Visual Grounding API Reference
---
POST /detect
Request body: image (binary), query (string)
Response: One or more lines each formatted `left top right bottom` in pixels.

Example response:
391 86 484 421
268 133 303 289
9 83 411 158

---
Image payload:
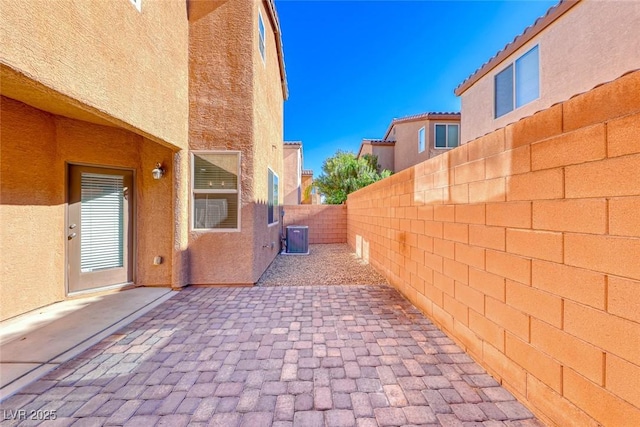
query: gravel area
257 243 388 286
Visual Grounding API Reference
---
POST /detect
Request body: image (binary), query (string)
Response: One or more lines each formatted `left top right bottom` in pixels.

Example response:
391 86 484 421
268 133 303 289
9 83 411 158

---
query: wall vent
286 226 309 255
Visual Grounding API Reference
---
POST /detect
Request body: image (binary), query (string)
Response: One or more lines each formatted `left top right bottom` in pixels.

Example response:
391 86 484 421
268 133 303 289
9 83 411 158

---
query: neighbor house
0 0 287 321
455 0 640 143
358 112 461 173
283 141 303 205
301 170 320 204
357 139 395 173
283 141 319 205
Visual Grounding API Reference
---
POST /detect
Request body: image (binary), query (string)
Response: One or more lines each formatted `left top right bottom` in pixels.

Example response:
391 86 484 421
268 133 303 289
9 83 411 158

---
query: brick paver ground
1 285 544 426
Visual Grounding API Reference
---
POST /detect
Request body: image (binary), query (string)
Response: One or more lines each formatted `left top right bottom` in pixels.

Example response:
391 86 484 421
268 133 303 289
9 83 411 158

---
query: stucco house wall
301 173 315 204
283 143 302 205
0 0 189 149
187 0 286 285
391 116 460 173
372 144 395 173
457 0 640 143
359 141 395 173
0 97 175 321
251 0 286 281
0 0 188 321
1 0 288 320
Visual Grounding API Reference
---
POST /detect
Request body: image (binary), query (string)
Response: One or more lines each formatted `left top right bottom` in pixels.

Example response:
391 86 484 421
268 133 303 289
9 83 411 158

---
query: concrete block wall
346 71 640 427
283 205 347 244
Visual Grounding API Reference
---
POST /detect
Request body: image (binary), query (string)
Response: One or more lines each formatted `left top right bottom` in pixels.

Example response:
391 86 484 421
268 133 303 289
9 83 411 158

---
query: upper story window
258 11 266 62
192 152 240 231
434 124 460 149
129 0 141 11
268 168 279 225
418 126 426 153
495 45 539 118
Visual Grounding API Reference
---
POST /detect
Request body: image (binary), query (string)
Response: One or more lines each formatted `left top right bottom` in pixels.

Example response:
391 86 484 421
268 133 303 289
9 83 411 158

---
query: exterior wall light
152 163 165 180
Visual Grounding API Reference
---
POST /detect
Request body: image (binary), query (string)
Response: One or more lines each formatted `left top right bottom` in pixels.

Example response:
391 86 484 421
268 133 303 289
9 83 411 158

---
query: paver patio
0 281 543 426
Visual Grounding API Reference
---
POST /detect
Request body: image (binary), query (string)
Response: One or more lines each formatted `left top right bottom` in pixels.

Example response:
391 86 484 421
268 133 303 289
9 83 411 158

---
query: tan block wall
0 0 189 149
459 0 640 144
188 0 283 284
1 97 175 321
347 72 640 426
284 205 347 244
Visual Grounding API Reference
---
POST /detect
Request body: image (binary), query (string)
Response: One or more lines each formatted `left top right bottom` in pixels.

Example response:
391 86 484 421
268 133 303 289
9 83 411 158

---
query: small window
258 11 266 62
435 124 460 149
129 0 141 11
494 45 539 118
268 168 279 225
192 152 240 231
418 127 426 153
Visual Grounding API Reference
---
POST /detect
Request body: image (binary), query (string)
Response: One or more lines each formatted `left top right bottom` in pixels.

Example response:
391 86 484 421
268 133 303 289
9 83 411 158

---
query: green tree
313 151 391 204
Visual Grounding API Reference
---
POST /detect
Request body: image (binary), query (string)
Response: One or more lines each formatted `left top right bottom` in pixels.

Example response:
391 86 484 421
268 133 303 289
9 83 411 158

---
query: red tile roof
382 112 461 140
454 0 579 96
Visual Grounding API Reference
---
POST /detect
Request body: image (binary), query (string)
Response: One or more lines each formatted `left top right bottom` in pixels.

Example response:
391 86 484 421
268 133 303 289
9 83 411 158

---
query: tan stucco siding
188 0 256 285
301 175 314 204
252 0 286 282
393 120 459 172
1 97 175 321
459 0 640 143
187 0 284 284
371 145 395 173
0 0 189 149
283 146 301 205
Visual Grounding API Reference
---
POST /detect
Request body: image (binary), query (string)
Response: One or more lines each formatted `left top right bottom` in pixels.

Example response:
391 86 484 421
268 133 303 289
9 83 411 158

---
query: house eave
265 0 289 100
454 0 580 97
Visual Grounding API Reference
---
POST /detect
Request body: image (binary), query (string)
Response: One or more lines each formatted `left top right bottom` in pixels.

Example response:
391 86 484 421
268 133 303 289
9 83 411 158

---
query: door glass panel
80 173 124 272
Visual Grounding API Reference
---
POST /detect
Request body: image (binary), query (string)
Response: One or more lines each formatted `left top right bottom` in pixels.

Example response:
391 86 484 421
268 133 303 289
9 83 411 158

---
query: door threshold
66 282 136 298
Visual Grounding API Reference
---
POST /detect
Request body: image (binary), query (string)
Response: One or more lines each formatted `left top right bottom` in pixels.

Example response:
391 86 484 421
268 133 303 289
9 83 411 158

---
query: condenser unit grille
286 226 309 254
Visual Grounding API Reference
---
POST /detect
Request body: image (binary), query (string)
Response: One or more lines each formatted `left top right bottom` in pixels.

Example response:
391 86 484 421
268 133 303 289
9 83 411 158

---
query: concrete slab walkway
0 288 176 402
0 285 543 426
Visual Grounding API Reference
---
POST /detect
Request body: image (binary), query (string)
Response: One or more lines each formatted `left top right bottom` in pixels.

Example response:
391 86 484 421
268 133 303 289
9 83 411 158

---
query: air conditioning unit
286 225 309 255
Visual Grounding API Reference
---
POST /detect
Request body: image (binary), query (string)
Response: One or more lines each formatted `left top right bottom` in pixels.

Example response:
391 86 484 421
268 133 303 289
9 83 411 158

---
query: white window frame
129 0 141 12
494 45 540 118
418 126 426 153
191 151 241 233
268 168 279 226
434 123 460 149
258 10 266 64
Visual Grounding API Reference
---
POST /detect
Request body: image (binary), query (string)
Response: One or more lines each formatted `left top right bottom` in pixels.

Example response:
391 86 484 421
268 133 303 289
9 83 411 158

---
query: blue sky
276 0 557 176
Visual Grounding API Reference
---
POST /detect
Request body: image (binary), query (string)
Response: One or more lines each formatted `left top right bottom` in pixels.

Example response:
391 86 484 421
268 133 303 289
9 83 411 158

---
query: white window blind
80 173 124 272
193 152 240 230
418 127 426 153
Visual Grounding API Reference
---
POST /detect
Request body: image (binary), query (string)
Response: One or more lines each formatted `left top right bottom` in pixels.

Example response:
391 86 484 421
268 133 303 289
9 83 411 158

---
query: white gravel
257 244 388 286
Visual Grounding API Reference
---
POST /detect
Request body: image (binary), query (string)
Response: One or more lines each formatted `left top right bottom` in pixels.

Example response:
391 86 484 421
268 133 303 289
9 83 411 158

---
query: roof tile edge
454 0 580 96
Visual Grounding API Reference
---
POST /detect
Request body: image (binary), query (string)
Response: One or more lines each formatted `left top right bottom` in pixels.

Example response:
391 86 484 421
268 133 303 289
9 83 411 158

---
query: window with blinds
192 152 240 230
494 45 539 118
418 127 426 153
80 173 124 272
268 168 279 225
